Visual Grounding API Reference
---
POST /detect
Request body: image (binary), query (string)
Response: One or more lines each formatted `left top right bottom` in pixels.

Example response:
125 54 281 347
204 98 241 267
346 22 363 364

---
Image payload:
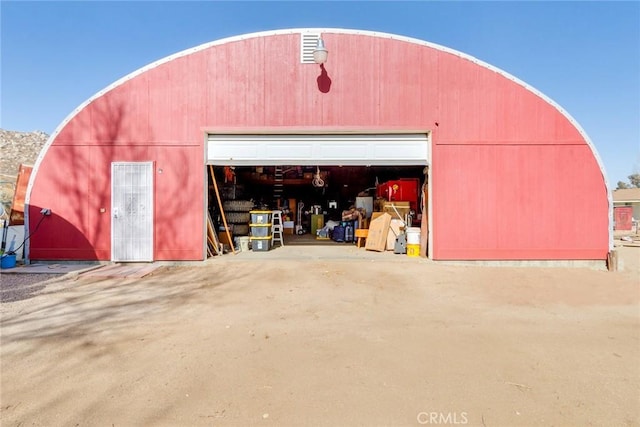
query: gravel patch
1 273 65 303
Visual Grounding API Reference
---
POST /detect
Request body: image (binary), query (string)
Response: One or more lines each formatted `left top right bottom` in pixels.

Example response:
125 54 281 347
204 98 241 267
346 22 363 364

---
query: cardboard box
386 219 405 251
218 232 233 246
365 213 392 252
382 201 411 222
283 220 294 235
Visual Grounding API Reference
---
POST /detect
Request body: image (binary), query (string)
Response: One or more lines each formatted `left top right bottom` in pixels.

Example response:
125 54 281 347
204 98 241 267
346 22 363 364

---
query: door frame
204 130 432 259
111 161 155 262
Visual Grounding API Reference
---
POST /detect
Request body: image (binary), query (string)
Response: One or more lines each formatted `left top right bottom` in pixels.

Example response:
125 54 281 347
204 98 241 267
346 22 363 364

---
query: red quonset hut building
25 29 611 264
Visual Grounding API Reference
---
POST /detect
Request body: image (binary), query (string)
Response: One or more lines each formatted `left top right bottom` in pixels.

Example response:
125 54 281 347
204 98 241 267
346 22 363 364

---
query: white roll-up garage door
207 133 429 166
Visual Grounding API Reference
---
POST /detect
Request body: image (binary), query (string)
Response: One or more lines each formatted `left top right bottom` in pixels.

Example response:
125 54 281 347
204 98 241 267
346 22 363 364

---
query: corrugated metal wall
29 30 609 261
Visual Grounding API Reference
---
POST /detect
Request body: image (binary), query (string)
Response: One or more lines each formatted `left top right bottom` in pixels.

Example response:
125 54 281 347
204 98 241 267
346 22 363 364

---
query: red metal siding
435 54 584 144
28 31 609 261
153 145 204 260
29 144 203 261
29 146 97 260
432 144 608 259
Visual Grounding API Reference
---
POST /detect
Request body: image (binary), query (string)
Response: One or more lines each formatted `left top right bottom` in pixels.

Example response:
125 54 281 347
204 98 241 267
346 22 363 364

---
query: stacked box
250 236 272 251
283 220 295 235
250 210 272 224
250 224 272 237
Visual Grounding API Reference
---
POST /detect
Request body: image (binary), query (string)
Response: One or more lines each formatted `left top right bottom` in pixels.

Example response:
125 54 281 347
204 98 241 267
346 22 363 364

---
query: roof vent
300 32 321 64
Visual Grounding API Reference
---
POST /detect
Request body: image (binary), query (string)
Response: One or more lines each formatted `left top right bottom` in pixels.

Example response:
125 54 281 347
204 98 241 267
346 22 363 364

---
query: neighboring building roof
613 188 640 202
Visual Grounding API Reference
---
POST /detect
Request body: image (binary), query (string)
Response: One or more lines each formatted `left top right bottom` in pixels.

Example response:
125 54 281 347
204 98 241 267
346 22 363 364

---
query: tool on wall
312 166 325 188
296 202 306 235
420 166 429 258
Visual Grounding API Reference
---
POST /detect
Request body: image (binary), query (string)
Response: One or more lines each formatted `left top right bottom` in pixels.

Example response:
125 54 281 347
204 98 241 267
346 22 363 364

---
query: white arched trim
24 27 612 262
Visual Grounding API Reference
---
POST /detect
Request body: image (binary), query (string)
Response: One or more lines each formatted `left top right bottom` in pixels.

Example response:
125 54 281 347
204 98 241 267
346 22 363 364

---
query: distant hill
0 129 49 178
0 129 50 217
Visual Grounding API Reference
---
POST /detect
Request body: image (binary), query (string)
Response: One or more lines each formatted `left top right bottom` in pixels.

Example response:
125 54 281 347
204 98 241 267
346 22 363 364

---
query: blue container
1 253 17 269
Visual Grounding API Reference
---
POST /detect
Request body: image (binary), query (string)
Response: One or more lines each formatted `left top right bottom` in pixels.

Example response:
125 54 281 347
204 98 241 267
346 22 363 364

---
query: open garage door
205 132 431 259
207 133 430 166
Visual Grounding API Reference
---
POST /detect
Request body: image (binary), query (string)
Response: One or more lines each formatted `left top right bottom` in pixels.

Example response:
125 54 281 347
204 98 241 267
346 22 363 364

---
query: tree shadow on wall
29 99 125 266
31 95 197 263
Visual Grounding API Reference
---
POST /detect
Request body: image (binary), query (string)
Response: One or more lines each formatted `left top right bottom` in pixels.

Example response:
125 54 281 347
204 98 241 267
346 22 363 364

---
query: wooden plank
383 205 410 222
371 212 385 222
81 263 160 278
125 264 159 278
81 264 122 277
366 213 391 252
420 179 428 258
9 164 33 225
119 265 143 277
207 211 222 256
607 250 618 272
210 165 236 255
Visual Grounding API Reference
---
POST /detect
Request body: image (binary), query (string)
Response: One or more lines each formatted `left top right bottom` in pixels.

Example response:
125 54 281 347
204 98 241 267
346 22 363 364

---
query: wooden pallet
81 263 160 279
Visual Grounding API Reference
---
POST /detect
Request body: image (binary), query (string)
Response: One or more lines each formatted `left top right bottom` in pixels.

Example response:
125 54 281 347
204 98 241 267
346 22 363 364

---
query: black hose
7 214 47 254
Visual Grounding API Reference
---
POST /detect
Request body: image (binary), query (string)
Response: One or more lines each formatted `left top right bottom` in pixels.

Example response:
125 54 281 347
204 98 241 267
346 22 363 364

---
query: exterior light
313 38 328 64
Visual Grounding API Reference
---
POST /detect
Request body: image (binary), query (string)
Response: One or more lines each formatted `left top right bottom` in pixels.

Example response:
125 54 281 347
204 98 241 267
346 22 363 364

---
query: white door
111 162 154 262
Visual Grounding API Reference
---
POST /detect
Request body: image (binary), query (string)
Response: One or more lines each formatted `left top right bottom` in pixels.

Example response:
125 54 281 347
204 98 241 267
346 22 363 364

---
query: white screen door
111 162 154 262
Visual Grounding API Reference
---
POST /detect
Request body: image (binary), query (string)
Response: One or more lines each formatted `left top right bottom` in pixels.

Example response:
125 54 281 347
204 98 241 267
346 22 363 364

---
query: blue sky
2 1 639 186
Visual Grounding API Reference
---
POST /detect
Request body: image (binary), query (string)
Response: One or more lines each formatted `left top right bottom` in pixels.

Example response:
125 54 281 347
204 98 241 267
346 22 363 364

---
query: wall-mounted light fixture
313 38 328 64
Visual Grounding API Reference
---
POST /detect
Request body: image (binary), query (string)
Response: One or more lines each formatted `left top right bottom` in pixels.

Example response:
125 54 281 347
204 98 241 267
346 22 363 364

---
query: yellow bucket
407 244 420 257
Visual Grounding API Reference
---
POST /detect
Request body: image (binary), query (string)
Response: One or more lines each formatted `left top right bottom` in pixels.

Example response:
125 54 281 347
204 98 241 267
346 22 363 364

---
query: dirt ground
1 244 639 427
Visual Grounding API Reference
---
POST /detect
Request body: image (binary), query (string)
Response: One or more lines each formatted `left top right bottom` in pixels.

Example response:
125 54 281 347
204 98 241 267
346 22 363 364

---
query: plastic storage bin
250 224 272 237
250 210 273 224
250 236 272 251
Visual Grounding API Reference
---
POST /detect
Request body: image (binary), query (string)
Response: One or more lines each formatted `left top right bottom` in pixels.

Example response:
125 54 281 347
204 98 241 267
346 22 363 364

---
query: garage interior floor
279 233 345 246
221 234 426 262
